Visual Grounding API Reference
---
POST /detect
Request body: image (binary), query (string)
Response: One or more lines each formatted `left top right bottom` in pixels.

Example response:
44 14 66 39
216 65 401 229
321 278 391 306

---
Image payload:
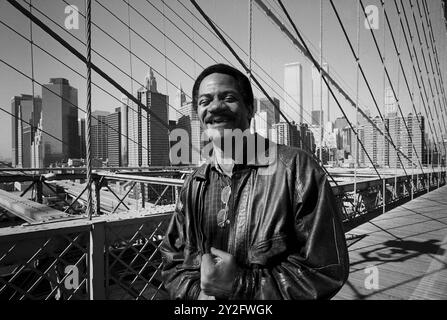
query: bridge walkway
335 185 447 300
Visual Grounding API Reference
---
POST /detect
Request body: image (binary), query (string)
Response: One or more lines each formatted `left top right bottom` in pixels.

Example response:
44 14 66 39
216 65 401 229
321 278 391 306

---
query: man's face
197 73 252 139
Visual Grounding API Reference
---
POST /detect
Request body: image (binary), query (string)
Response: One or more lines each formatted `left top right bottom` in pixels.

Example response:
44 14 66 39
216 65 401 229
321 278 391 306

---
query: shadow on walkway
351 239 445 267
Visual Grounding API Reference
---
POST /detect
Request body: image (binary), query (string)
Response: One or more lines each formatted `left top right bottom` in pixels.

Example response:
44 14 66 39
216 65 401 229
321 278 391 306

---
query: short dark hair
192 64 254 115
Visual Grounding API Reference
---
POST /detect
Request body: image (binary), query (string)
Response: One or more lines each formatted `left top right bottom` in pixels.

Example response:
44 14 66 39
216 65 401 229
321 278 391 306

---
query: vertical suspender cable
162 0 169 95
382 0 386 213
85 0 93 219
29 0 36 171
411 42 415 198
354 0 360 209
190 0 340 184
319 0 323 164
126 0 134 95
395 7 402 194
126 0 138 211
248 0 253 82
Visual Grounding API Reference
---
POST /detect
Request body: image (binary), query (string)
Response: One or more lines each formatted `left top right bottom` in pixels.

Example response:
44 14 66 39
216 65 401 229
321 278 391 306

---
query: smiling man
161 64 349 300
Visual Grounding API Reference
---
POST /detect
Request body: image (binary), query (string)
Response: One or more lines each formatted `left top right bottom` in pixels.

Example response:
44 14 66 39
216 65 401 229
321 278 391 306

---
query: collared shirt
199 134 273 253
201 161 251 253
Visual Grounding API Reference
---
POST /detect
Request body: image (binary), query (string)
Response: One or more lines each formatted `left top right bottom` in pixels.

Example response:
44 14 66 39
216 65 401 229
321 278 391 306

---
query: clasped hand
199 247 238 299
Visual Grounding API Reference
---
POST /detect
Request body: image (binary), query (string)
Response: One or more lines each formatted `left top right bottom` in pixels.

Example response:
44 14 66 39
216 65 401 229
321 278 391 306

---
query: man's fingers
201 253 216 275
210 247 231 260
201 253 215 268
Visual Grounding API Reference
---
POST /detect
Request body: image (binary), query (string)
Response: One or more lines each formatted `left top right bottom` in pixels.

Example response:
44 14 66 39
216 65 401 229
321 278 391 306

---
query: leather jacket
160 144 349 300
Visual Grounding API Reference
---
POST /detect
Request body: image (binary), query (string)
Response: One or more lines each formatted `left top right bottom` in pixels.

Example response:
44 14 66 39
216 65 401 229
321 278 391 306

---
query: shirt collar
193 134 276 181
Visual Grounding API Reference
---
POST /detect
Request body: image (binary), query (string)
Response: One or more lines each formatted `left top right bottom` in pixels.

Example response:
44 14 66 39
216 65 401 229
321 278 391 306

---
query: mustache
204 110 236 123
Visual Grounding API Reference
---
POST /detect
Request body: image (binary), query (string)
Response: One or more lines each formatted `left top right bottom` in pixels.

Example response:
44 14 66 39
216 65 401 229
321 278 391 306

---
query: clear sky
1 0 446 161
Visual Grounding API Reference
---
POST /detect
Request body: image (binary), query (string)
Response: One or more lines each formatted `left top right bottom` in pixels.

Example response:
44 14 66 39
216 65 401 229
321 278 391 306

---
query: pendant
217 208 228 228
221 185 231 204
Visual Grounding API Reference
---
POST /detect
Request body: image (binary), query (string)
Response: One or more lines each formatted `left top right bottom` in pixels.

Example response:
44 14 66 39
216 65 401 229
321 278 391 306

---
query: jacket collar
193 134 277 181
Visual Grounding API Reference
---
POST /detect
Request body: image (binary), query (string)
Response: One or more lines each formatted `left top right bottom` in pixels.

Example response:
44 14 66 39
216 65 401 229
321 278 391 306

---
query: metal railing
0 168 445 299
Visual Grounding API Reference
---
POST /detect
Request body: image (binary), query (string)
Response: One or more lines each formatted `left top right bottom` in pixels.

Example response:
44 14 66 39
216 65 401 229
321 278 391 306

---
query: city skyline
1 0 446 161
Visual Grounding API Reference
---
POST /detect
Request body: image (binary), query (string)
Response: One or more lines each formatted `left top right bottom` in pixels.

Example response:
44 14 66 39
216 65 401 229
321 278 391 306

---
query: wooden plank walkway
335 185 447 300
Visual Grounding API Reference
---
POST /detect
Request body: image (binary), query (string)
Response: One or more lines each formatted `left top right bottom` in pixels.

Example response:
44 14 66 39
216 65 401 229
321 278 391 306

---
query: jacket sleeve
160 178 201 300
231 154 350 300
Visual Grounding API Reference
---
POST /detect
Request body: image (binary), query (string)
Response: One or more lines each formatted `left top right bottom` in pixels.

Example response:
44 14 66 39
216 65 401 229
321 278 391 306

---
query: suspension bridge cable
329 0 414 175
262 0 381 178
265 0 372 110
248 0 253 81
361 0 434 174
353 0 360 207
59 0 199 106
17 0 319 163
419 0 447 133
135 0 331 138
167 0 368 142
399 0 443 148
173 0 353 122
27 0 203 142
382 1 434 148
136 0 341 146
409 0 446 169
141 0 221 67
253 0 413 170
188 0 340 185
359 0 429 174
96 0 330 144
0 52 203 173
2 1 180 164
0 39 155 164
94 0 197 80
85 0 93 219
420 0 447 117
126 0 134 95
409 0 446 134
425 1 447 169
398 0 442 156
0 106 85 160
275 0 383 179
0 19 169 156
71 0 313 136
392 0 442 167
319 0 323 163
28 0 38 171
23 0 178 125
6 0 182 134
416 0 447 135
7 0 299 171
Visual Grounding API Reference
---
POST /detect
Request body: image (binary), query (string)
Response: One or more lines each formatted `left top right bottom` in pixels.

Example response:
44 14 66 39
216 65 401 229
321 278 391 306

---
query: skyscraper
35 78 79 167
384 86 397 117
358 113 425 168
176 87 202 165
91 110 110 161
251 97 281 140
271 121 300 148
334 117 349 132
120 95 129 167
284 63 303 124
342 126 353 156
78 118 86 159
311 110 323 126
107 108 121 167
11 94 42 168
312 63 330 123
128 69 170 167
259 97 280 127
252 109 268 139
